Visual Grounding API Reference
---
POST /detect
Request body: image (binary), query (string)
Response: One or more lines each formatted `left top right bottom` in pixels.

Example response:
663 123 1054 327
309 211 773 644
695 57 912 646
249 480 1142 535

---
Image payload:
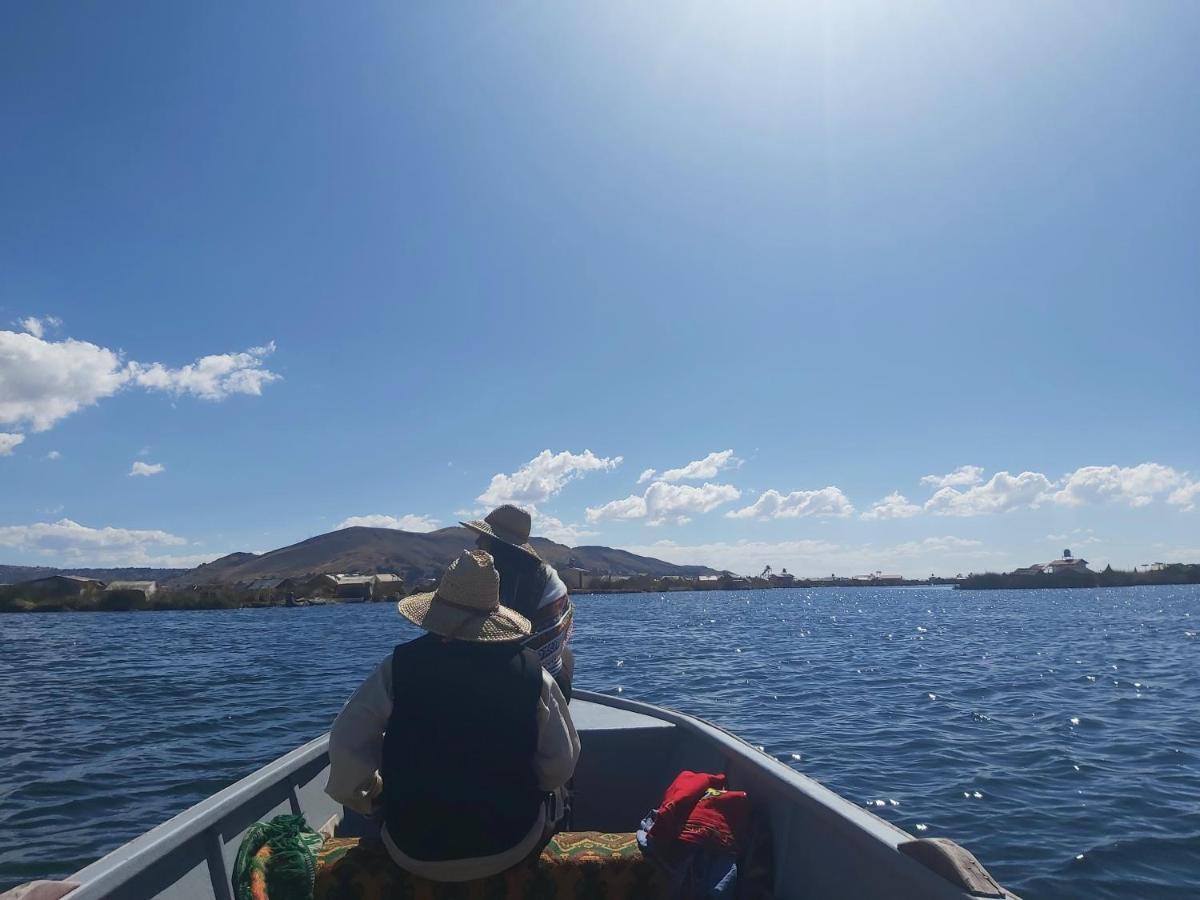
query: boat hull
59 691 1014 899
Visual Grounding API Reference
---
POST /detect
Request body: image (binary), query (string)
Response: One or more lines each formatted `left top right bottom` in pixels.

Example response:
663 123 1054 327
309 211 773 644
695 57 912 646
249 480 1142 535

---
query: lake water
2 586 1199 898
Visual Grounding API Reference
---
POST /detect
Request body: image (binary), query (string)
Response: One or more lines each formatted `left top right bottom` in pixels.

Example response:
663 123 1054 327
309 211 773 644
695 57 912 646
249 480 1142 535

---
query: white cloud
861 492 922 521
46 449 62 460
477 449 622 508
0 332 130 432
530 512 597 545
130 461 165 477
924 471 1055 516
587 481 742 526
726 486 854 520
0 518 187 562
916 462 1195 516
585 493 648 522
656 449 741 483
637 468 657 484
0 433 25 456
920 465 985 489
0 327 280 433
335 513 442 532
1050 463 1186 509
1168 480 1200 512
17 316 62 339
126 342 280 401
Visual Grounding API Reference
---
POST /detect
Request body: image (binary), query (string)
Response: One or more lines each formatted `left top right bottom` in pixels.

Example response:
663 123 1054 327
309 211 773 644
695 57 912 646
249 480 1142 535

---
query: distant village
959 549 1200 590
3 548 1199 612
0 572 407 612
559 565 959 593
0 564 959 612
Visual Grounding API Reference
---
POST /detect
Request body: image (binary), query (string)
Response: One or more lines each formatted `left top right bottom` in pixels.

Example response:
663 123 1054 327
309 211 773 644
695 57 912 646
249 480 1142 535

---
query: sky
1 2 1197 578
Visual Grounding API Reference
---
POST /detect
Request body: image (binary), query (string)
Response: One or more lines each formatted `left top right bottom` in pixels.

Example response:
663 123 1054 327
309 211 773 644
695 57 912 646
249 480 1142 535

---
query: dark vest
382 634 544 861
500 561 550 621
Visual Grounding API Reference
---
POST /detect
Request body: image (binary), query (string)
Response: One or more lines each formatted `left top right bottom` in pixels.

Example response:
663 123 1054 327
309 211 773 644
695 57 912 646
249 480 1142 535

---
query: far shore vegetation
4 565 1200 613
958 564 1200 591
0 586 304 614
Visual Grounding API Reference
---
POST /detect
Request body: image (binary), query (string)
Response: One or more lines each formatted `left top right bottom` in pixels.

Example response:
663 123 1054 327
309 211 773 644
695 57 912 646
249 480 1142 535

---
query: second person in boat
462 504 576 700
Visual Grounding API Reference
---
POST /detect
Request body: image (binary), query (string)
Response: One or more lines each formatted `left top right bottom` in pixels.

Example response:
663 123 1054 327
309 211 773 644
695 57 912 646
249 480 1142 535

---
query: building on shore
371 574 405 599
719 574 753 589
768 569 796 588
104 581 158 603
1012 564 1045 576
330 575 375 601
1010 549 1090 577
18 575 105 598
1045 549 1089 575
559 566 589 591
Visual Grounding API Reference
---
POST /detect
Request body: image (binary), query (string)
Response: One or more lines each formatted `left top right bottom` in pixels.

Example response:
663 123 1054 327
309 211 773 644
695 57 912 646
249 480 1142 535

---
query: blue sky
2 2 1197 576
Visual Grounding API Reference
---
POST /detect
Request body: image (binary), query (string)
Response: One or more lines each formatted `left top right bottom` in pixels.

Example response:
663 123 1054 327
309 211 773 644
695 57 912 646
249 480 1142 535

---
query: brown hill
167 526 717 587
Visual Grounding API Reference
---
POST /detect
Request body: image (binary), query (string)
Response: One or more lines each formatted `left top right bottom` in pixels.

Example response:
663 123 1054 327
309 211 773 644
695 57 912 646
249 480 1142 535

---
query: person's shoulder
539 564 567 600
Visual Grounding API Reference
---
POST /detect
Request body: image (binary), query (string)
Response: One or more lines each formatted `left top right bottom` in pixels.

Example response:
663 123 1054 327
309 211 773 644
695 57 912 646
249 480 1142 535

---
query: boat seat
314 833 670 899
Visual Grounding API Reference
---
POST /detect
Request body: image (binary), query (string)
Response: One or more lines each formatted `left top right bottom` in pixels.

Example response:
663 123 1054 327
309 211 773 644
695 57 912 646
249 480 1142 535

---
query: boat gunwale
66 734 330 899
63 690 1011 899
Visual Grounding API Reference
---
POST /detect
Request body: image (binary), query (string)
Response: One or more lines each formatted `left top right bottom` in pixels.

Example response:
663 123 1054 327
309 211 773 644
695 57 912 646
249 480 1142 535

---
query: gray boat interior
65 690 1014 899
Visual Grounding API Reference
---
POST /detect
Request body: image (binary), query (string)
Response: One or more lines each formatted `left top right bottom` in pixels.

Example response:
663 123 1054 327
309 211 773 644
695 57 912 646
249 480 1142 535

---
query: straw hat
398 549 531 642
461 505 541 561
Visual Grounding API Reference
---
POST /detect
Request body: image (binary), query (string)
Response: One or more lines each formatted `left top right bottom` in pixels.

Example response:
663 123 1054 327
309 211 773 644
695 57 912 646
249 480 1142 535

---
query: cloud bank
0 324 280 446
0 518 222 566
336 514 441 532
478 449 622 508
726 486 854 520
587 481 741 526
861 492 922 521
920 465 985 489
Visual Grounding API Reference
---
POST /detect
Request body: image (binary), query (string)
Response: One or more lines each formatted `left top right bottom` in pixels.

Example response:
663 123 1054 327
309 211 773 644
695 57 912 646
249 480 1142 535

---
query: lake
2 586 1198 898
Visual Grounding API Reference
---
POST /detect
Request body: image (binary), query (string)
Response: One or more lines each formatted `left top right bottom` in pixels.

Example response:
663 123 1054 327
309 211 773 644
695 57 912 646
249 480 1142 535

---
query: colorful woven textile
525 593 573 676
232 815 325 900
314 832 670 900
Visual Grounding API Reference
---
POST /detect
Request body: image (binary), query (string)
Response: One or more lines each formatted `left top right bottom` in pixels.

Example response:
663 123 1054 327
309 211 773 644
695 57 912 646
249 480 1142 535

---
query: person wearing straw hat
462 504 576 700
324 550 580 882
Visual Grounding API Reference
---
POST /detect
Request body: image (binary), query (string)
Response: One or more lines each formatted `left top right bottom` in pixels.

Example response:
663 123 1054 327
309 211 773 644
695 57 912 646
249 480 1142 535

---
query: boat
48 691 1015 899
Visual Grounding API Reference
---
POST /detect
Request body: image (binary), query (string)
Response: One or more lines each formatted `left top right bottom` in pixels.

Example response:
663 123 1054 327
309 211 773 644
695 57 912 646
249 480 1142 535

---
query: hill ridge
164 526 716 586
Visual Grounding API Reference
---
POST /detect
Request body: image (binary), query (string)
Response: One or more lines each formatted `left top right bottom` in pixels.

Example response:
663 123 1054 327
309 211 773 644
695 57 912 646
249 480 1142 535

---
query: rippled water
2 586 1199 897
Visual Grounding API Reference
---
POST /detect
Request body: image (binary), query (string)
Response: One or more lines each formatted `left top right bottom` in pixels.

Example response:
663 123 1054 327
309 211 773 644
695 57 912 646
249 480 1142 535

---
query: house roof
26 574 103 585
106 581 156 590
332 575 375 585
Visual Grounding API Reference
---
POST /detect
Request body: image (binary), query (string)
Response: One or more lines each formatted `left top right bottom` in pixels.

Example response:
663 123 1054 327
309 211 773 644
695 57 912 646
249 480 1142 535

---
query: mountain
0 565 186 584
166 526 717 586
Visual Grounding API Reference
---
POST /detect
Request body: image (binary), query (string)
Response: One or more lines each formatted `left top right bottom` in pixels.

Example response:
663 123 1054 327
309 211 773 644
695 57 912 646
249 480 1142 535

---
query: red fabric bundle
679 787 749 851
649 771 724 842
649 771 749 853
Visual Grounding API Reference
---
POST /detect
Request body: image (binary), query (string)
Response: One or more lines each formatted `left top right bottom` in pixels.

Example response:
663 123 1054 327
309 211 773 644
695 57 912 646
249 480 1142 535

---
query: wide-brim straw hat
398 549 530 642
461 504 541 561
